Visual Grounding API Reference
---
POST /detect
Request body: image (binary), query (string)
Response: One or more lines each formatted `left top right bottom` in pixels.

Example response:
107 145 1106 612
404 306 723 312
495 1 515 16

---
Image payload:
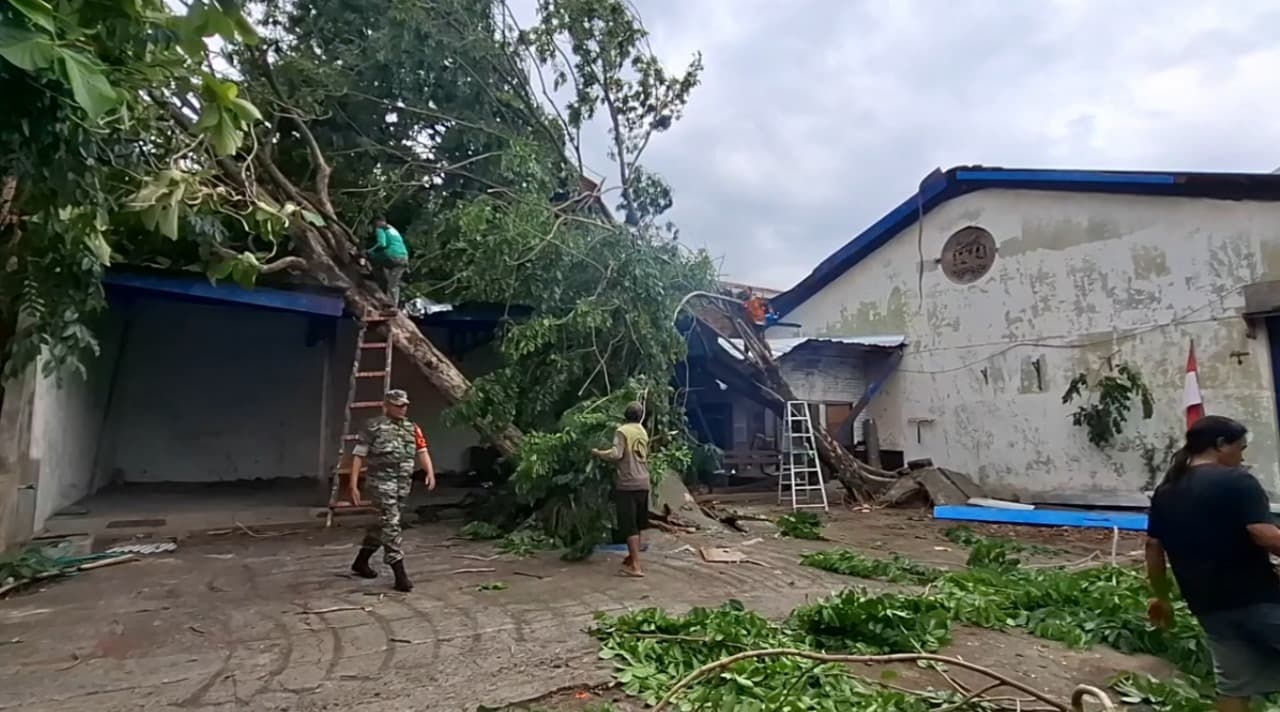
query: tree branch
651 649 1082 712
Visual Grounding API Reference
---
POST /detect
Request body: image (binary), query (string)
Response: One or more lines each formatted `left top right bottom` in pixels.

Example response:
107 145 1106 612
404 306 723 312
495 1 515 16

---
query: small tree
1061 363 1155 449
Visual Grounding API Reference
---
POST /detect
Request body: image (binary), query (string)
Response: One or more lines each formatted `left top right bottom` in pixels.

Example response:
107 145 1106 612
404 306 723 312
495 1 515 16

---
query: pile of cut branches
593 535 1212 711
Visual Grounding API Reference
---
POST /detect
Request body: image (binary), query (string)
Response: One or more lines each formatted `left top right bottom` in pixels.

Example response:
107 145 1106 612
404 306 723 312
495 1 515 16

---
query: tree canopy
0 0 714 551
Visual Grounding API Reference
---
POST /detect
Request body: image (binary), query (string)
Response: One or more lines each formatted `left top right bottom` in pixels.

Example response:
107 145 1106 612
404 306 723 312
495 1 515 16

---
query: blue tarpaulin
933 505 1149 531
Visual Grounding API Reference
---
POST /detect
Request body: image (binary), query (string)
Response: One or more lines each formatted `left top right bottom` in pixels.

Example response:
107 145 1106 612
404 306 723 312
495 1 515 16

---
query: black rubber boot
351 546 378 579
390 560 414 592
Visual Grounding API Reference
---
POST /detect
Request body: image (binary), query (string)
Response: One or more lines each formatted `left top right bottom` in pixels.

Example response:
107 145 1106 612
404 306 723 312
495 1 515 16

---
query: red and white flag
1184 340 1205 428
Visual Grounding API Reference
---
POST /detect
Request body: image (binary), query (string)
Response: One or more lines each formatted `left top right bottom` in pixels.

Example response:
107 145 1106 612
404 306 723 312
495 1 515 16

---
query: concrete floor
38 480 469 546
0 507 1170 712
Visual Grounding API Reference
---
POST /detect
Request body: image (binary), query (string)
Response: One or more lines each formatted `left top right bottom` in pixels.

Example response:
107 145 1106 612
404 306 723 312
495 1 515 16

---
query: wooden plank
933 505 1148 531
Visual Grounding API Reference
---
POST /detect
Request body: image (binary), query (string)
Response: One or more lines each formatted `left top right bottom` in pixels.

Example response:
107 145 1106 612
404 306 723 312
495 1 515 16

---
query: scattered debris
296 605 371 615
204 554 236 560
106 540 178 556
476 582 509 592
0 638 20 646
513 570 546 580
698 546 767 567
775 512 825 540
188 625 206 635
57 652 83 671
740 538 763 547
878 467 989 507
968 497 1034 511
235 522 298 538
651 474 720 530
452 554 500 562
449 567 497 575
78 554 138 571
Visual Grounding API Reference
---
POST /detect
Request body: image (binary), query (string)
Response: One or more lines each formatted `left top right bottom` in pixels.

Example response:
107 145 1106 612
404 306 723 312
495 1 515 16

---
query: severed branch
650 649 1098 712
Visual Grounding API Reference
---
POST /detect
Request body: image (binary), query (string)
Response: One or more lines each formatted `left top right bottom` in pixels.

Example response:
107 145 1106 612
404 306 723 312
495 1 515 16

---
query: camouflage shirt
352 415 427 475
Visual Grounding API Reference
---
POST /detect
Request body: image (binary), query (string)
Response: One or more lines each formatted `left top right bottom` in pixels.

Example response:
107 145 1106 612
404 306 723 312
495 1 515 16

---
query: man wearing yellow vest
592 401 651 578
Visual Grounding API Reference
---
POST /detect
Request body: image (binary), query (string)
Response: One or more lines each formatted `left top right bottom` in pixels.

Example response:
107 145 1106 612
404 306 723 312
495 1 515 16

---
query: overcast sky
562 0 1280 290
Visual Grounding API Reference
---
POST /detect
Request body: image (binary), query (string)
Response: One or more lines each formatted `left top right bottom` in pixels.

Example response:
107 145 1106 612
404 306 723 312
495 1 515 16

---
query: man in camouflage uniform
349 389 435 592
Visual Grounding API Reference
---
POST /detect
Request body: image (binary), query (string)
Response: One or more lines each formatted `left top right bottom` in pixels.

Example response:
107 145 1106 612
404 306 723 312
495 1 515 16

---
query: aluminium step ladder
778 401 829 511
326 312 394 526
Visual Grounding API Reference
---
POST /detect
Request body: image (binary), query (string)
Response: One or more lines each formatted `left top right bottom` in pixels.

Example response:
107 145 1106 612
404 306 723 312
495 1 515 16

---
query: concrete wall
389 337 500 473
779 189 1280 497
30 313 124 527
95 299 333 483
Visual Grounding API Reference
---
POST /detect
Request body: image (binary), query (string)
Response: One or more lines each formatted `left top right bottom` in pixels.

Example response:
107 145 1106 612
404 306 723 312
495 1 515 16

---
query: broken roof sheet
718 335 906 361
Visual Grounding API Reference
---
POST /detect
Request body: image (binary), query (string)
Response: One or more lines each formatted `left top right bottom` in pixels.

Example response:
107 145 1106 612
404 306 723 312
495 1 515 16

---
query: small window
940 226 997 284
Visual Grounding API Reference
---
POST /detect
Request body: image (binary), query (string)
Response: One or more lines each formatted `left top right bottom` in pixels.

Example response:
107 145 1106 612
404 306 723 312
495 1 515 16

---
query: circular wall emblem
940 226 997 284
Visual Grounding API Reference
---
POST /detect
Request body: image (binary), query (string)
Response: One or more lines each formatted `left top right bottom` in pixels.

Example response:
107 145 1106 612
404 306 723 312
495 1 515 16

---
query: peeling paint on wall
1130 245 1171 281
999 216 1123 258
820 286 910 337
785 189 1280 496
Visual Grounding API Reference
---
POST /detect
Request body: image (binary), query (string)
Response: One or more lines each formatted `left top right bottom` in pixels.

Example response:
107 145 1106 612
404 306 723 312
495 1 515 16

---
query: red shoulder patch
413 424 428 451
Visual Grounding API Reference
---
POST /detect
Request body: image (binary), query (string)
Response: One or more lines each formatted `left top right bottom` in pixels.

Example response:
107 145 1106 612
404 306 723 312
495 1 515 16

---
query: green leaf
206 259 234 281
300 210 326 227
229 260 256 289
84 231 112 266
57 49 118 118
193 102 221 131
0 26 56 71
8 0 57 34
227 96 262 123
207 114 242 156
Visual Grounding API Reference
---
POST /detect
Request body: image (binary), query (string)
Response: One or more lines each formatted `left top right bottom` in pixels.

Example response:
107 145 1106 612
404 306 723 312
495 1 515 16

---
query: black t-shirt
1148 465 1280 615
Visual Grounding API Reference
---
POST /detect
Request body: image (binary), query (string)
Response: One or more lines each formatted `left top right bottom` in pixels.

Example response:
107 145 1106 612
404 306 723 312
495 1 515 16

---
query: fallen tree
1 0 711 551
688 299 901 503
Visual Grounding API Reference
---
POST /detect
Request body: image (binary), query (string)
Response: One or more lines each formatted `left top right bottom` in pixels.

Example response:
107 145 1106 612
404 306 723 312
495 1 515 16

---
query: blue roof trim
104 271 346 317
772 166 1280 316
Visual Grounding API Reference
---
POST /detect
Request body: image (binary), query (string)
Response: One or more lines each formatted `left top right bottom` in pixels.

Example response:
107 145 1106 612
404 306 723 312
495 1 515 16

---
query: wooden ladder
326 312 394 526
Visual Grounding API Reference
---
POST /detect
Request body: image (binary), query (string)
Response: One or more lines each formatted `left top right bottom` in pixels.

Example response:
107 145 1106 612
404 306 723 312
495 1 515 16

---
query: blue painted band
104 271 345 317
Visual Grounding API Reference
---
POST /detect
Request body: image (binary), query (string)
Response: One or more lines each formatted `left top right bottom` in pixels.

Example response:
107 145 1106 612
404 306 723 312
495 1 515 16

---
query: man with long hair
1146 415 1280 710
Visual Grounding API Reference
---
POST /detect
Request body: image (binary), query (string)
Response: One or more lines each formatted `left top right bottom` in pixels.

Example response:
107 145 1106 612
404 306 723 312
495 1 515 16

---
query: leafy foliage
460 521 504 540
800 550 941 584
1111 673 1212 712
593 601 952 711
612 538 1214 709
1062 362 1155 448
776 512 824 540
496 526 558 558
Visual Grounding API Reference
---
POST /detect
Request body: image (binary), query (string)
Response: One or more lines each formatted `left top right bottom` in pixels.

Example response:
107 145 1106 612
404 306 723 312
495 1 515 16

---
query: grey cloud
579 0 1280 290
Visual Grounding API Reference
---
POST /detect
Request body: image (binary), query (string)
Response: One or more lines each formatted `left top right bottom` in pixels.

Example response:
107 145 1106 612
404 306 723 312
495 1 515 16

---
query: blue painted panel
954 169 1177 185
104 271 345 317
933 504 1148 531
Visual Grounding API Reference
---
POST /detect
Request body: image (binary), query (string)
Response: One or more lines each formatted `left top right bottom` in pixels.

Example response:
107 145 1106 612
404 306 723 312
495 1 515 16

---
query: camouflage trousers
361 470 412 565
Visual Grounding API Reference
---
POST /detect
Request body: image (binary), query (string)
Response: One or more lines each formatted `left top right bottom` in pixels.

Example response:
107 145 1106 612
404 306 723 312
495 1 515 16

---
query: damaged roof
772 165 1280 316
718 335 906 361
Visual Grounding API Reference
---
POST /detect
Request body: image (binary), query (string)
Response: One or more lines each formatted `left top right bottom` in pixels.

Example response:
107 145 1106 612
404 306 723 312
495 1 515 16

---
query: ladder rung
356 370 388 378
360 342 390 349
349 401 382 409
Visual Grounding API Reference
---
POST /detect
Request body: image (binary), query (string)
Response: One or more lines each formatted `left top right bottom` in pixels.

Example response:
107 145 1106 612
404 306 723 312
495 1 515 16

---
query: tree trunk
339 270 521 454
705 310 900 503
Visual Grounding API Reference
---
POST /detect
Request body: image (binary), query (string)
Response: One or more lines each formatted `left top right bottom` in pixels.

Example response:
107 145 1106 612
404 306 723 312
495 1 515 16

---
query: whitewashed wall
778 189 1280 497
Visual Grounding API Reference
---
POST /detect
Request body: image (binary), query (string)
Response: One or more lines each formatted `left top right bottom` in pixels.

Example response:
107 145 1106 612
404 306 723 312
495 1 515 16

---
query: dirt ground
0 504 1169 712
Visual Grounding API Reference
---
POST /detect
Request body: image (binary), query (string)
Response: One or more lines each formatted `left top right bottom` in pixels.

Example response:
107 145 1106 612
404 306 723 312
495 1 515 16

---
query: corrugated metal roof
718 335 906 361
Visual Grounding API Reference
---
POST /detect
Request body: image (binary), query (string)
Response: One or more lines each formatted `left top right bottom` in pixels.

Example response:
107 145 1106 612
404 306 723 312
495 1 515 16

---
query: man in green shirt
592 401 651 578
369 218 409 309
